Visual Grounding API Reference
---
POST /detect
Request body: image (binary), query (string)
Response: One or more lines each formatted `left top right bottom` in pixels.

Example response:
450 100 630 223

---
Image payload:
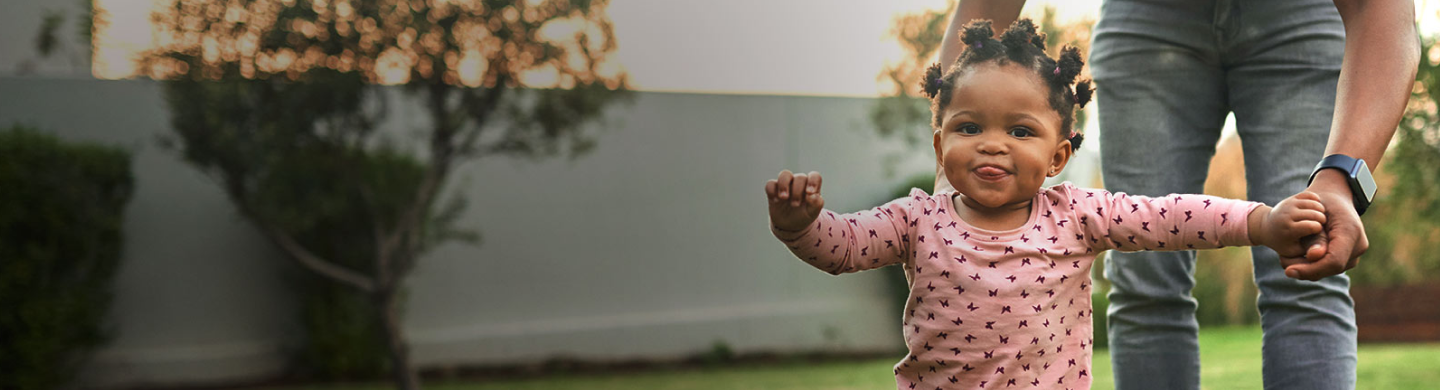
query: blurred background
1 1 1438 389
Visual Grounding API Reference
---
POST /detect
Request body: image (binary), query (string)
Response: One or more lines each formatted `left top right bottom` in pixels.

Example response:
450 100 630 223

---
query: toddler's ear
1048 139 1073 177
933 129 944 163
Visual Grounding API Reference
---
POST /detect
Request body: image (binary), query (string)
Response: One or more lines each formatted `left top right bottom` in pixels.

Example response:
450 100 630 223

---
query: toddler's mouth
973 165 1010 182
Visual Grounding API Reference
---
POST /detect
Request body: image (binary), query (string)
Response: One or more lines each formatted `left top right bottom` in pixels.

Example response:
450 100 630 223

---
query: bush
1346 197 1440 286
1191 247 1260 326
0 124 133 390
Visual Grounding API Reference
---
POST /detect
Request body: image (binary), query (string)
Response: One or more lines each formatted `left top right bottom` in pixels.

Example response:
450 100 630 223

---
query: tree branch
356 172 393 289
377 85 456 285
458 84 506 157
262 224 376 293
387 148 449 278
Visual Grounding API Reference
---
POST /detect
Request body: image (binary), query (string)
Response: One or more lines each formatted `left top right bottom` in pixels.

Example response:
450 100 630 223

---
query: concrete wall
1 78 299 386
0 78 954 388
1 0 91 77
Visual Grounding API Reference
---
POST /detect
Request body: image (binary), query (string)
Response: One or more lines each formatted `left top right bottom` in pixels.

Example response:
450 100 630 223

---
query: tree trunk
377 289 420 390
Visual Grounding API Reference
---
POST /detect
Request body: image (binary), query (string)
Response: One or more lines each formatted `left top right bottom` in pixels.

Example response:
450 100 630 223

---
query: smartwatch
1307 154 1377 216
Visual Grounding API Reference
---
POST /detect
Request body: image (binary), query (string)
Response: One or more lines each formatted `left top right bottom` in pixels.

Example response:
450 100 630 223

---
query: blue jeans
1091 0 1357 389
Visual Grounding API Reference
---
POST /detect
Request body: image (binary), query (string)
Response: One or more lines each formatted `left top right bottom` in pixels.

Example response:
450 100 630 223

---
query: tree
139 1 630 388
1347 34 1440 286
1383 35 1440 229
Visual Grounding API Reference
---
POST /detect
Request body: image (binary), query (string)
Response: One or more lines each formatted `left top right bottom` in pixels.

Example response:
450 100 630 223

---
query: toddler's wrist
1247 206 1273 247
772 214 820 240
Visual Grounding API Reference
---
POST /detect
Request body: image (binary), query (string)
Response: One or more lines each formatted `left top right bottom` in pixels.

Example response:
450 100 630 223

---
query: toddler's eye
1009 127 1034 138
957 124 981 134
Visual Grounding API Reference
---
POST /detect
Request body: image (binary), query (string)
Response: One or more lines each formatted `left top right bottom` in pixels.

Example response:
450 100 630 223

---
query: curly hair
921 19 1093 149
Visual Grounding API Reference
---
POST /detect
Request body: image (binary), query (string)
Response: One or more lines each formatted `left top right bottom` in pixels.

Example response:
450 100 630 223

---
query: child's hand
1259 191 1328 261
765 170 825 232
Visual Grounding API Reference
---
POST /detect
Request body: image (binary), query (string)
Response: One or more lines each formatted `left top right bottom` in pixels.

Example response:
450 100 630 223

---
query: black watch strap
1307 154 1376 216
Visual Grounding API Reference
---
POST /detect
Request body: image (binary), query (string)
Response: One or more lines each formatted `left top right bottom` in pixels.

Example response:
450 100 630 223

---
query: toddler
764 19 1327 390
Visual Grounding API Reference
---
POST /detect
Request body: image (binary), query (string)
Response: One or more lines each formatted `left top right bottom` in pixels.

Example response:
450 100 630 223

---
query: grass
269 327 1440 390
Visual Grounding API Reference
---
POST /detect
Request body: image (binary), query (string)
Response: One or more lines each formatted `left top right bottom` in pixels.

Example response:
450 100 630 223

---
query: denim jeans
1090 0 1357 389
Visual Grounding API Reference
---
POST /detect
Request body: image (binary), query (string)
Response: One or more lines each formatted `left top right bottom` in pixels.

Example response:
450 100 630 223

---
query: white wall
1 0 92 77
0 78 297 386
0 78 947 388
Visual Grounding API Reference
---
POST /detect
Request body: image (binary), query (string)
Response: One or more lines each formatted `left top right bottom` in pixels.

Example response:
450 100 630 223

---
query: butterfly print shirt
772 183 1260 390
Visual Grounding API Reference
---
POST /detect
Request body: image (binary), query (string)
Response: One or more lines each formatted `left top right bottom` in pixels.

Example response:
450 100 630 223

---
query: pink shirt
772 183 1260 390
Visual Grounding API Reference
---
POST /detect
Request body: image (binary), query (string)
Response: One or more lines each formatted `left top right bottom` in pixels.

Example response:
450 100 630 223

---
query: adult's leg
1091 2 1228 388
1223 1 1356 388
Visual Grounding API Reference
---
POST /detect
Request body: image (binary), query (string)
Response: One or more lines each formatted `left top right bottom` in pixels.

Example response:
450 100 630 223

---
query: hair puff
999 19 1040 62
921 62 945 99
1074 79 1094 108
1030 33 1048 52
1055 45 1084 85
959 20 995 47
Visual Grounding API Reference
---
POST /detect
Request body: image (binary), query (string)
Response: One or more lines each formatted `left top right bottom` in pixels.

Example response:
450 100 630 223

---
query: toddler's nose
975 138 1007 155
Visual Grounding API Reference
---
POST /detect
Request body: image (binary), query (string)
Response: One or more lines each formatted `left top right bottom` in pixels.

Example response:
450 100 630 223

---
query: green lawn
273 327 1440 390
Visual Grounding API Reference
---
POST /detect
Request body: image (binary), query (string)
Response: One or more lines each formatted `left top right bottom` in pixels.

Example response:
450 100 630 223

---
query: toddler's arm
1070 185 1328 273
1070 186 1262 252
765 170 915 275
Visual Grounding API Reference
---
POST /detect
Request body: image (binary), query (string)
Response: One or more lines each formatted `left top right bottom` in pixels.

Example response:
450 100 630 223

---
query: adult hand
1279 169 1368 281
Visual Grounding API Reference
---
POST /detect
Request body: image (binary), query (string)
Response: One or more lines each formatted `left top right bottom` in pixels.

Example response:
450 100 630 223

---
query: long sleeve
771 189 926 275
1066 185 1262 253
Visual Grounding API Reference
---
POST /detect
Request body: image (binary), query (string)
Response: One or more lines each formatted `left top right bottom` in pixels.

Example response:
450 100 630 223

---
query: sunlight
374 46 412 85
92 0 166 79
90 0 1439 96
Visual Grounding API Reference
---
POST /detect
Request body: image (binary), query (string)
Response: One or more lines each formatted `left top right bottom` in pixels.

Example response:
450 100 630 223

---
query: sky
93 0 1440 97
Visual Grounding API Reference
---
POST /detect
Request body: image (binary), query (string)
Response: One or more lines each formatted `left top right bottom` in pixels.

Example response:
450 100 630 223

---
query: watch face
1353 160 1377 201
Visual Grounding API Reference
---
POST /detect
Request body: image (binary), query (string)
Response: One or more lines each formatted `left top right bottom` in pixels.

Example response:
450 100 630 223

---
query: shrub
0 124 133 390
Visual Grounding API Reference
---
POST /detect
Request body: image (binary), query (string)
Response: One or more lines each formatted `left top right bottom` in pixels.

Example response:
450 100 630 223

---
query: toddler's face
933 62 1072 209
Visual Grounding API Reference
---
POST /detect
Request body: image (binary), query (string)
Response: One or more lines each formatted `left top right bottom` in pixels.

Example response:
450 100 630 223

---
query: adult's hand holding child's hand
765 170 825 232
1260 191 1329 263
1281 172 1370 281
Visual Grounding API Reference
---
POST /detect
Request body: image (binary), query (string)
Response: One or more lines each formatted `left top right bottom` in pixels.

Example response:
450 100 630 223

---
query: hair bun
1000 19 1040 54
1056 46 1084 84
1074 79 1094 108
960 20 995 47
921 62 944 99
1030 33 1048 52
